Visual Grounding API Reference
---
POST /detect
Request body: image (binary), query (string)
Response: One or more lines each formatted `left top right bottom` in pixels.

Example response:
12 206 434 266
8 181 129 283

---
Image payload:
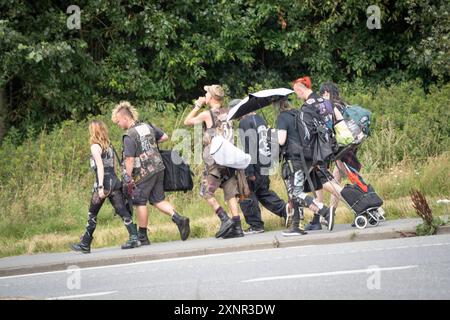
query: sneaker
282 227 307 237
305 222 322 231
285 202 294 228
244 227 265 235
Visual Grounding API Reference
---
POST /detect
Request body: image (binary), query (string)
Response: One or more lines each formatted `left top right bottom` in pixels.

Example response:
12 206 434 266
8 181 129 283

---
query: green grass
0 153 448 257
0 81 449 257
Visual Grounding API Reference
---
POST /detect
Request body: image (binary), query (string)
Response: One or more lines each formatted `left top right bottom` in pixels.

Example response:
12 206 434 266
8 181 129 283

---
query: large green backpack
343 105 372 136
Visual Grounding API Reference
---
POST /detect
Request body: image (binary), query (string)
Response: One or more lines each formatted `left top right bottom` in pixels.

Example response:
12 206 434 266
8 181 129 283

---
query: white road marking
1 240 448 281
46 291 118 300
242 265 418 283
0 248 284 280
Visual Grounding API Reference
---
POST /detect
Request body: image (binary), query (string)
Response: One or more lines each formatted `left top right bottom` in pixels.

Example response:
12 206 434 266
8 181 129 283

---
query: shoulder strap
111 144 121 164
209 110 216 129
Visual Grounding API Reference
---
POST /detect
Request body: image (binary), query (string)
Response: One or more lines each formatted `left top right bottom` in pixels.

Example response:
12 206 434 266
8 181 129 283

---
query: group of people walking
71 77 361 253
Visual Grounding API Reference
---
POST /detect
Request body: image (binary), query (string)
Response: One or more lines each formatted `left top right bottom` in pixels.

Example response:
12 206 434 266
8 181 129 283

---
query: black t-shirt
123 124 164 157
239 114 271 175
276 110 302 158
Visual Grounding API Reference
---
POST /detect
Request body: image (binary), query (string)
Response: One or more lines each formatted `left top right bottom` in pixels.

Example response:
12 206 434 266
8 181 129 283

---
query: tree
0 0 448 142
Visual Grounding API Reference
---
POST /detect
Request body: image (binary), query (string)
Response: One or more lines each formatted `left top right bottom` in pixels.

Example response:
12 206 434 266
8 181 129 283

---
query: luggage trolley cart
319 159 385 230
337 162 385 229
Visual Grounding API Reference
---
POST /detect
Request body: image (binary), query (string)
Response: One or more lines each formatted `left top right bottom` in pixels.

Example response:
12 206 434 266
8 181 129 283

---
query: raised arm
184 97 209 126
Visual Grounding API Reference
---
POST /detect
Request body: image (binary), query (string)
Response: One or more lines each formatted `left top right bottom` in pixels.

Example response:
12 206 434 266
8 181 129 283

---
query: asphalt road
1 234 449 300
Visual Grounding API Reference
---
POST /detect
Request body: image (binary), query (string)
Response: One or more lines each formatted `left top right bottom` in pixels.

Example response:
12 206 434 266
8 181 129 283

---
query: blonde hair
111 101 139 123
89 120 110 151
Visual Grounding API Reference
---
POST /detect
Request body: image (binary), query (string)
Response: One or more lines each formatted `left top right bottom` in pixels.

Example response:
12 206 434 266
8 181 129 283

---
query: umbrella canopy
227 88 295 121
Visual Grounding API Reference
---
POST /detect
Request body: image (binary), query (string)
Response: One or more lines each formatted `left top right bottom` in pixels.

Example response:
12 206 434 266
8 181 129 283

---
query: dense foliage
1 0 449 140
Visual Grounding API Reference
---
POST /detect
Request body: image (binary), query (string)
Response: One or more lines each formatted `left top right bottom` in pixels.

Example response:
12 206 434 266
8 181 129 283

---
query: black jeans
85 176 131 237
239 169 286 229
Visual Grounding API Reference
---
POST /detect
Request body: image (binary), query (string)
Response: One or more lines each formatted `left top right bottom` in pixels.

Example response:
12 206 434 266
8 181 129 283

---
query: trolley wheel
355 215 368 229
368 210 380 226
369 216 380 226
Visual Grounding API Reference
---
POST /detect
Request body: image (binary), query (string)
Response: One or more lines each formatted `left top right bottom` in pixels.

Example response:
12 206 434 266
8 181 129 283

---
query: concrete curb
1 219 449 278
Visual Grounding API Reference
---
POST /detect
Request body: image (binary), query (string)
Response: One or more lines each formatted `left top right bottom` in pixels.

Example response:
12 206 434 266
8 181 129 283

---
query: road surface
1 234 449 300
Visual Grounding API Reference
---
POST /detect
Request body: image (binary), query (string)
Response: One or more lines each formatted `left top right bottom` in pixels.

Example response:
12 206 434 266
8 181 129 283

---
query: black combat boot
70 232 93 254
215 210 234 238
172 213 190 241
223 219 245 239
138 227 151 246
122 223 141 249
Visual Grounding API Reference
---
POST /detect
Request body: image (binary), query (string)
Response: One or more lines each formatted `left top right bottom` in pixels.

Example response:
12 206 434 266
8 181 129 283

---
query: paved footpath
1 218 449 277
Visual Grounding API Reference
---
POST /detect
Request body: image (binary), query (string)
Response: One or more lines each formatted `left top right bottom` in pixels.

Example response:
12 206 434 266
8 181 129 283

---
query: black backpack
294 102 336 165
159 149 194 192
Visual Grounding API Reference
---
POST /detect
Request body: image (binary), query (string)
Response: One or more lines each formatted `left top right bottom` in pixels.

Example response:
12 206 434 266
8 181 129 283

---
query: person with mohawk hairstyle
112 101 190 245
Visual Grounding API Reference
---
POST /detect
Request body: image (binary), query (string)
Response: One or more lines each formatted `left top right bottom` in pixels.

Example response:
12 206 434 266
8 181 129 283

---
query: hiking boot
172 214 190 241
285 202 294 228
319 206 335 231
70 233 93 254
122 223 141 250
138 228 151 246
215 212 234 238
305 221 322 231
282 226 307 237
223 219 245 239
244 227 265 235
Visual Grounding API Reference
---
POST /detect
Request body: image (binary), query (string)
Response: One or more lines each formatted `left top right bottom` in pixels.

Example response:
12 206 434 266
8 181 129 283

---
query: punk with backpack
184 85 245 239
275 83 335 236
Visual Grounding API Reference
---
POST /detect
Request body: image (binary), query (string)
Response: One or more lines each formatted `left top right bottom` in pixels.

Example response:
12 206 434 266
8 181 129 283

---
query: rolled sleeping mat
210 136 251 169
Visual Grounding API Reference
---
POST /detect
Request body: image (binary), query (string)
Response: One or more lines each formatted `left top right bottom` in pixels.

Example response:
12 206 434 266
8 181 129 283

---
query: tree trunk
0 87 6 143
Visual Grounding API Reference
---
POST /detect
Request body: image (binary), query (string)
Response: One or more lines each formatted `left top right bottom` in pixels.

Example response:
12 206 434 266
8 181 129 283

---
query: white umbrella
227 88 294 121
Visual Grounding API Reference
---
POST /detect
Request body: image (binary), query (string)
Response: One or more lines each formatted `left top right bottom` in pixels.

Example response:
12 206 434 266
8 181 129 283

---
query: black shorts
132 171 165 206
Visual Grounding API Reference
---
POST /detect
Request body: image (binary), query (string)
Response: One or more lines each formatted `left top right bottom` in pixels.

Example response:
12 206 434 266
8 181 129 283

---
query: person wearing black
234 99 293 234
319 81 363 228
112 101 190 245
71 120 141 253
275 77 334 236
295 79 344 231
319 81 362 172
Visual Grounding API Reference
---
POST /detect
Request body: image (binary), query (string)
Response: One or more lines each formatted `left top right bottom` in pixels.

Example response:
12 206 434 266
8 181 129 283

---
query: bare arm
91 144 106 198
334 107 344 122
125 157 134 180
91 144 104 187
184 97 209 126
184 108 210 126
278 129 287 146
